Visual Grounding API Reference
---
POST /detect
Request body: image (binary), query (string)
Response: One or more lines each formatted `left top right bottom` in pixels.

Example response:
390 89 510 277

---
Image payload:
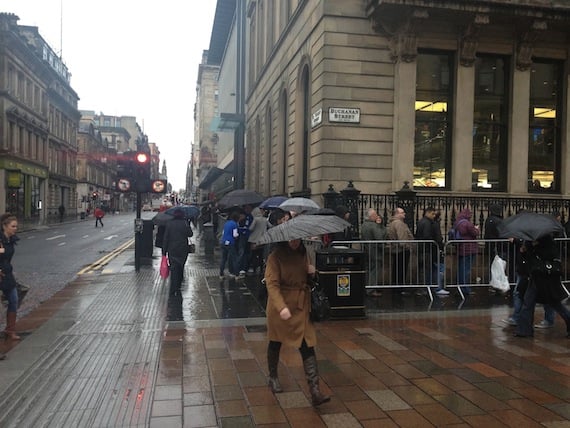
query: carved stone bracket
516 21 545 72
390 32 418 63
459 19 486 67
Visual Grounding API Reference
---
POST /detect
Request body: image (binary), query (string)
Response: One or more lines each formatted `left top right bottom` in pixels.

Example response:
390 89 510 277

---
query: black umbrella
497 212 565 241
152 211 174 227
218 189 264 210
255 214 350 245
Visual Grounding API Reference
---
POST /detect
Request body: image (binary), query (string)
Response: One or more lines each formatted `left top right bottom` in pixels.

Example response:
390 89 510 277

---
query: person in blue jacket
220 211 240 279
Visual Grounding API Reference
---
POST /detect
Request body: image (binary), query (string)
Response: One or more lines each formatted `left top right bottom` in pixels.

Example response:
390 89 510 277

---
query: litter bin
316 247 366 319
141 220 154 258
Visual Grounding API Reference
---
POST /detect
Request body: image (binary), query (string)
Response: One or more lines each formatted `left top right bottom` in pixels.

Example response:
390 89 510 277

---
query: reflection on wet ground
167 250 515 324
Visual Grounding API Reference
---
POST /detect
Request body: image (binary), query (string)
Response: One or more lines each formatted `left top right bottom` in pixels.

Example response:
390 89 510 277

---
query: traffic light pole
134 192 142 272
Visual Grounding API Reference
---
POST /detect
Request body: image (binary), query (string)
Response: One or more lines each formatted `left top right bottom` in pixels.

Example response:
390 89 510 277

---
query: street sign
328 107 360 123
151 179 167 193
117 178 132 192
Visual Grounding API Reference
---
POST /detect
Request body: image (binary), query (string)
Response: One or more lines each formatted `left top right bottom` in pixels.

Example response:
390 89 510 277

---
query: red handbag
160 255 169 279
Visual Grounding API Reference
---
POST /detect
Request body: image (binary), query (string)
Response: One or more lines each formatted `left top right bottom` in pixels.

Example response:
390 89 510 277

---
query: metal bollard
203 222 215 255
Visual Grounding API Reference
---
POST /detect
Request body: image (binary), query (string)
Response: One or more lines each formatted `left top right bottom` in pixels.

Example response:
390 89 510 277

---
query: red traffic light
135 152 149 164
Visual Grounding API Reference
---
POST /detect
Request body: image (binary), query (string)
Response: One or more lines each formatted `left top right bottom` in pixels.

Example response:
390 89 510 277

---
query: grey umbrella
278 197 320 214
255 214 351 245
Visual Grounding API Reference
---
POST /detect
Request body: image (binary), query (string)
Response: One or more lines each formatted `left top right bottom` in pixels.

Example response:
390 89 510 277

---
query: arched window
278 89 288 194
265 105 273 194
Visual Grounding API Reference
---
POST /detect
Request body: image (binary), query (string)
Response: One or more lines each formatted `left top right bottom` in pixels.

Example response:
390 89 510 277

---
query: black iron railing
323 181 570 236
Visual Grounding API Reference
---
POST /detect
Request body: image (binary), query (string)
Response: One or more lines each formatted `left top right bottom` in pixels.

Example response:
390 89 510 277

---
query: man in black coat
162 209 193 295
415 207 442 291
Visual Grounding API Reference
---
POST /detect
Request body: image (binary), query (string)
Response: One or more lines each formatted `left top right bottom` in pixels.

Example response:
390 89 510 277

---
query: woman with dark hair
0 213 20 346
264 238 330 406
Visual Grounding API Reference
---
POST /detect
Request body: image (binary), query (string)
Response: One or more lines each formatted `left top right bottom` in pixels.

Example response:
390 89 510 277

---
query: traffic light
133 150 151 192
92 191 98 200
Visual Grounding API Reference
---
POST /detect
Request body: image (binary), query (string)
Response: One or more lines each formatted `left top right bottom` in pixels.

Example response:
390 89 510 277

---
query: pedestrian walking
219 211 240 279
360 208 386 296
264 238 330 406
514 235 570 338
0 213 21 346
162 208 193 296
247 208 268 275
94 207 105 228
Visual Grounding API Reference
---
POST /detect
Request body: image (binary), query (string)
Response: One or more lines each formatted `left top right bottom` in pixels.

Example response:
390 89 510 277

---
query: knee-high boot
267 346 283 393
302 355 330 406
5 312 20 340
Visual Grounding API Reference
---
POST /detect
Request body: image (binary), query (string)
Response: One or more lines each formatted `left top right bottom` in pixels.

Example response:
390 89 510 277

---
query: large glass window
528 61 561 193
472 56 509 191
414 52 453 188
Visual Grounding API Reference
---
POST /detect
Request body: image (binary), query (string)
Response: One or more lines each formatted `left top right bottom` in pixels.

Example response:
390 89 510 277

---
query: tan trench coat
265 244 317 348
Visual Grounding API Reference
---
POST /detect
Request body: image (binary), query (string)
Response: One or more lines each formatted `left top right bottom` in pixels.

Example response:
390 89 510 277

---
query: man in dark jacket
162 209 193 295
415 207 445 294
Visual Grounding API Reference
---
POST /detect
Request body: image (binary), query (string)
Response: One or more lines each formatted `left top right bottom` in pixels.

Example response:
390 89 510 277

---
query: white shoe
435 289 450 296
534 320 554 329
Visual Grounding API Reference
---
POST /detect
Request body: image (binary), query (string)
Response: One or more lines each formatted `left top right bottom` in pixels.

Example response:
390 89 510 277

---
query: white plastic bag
490 255 509 292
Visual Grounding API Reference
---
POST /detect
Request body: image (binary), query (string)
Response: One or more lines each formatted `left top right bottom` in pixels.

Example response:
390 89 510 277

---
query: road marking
78 238 134 275
58 242 66 246
104 235 118 240
26 236 35 239
82 235 89 239
46 235 65 241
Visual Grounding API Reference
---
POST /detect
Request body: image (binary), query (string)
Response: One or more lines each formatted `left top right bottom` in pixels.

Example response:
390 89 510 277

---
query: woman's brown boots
267 346 283 393
4 312 21 340
303 355 330 406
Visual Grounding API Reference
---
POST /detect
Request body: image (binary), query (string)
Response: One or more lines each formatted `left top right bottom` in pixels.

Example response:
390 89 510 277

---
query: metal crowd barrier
328 238 569 301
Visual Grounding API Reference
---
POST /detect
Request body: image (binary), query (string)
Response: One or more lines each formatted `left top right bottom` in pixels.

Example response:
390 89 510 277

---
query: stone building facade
0 13 79 226
243 0 570 201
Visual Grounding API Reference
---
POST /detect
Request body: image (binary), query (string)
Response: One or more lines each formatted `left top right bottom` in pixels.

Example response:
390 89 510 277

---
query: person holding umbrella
497 211 570 338
162 209 193 295
513 234 570 338
264 237 330 406
257 214 350 406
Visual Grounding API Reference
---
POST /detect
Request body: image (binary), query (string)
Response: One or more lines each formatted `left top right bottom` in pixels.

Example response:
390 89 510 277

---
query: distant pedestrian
248 208 268 274
94 207 105 228
0 213 21 345
58 204 65 223
415 207 447 295
220 211 240 279
162 209 193 295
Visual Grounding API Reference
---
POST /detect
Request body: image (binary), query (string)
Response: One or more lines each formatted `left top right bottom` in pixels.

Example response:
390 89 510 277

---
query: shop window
414 52 453 188
472 56 509 191
528 60 561 193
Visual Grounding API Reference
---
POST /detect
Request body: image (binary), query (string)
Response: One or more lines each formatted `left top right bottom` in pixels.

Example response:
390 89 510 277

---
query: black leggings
268 339 315 360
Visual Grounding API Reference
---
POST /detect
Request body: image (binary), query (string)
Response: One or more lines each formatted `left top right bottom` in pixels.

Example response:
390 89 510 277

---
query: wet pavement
0 237 569 427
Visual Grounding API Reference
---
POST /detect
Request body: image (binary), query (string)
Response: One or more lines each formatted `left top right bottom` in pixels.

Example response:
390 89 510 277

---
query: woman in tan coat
264 239 330 406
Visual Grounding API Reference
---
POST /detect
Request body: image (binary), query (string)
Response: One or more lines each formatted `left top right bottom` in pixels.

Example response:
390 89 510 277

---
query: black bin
316 247 366 319
141 220 154 258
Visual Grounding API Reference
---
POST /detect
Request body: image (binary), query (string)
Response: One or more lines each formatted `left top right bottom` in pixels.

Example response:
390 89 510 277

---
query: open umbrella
165 205 200 219
259 195 289 210
278 197 320 214
152 211 174 227
218 189 264 210
255 214 350 245
497 212 565 241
